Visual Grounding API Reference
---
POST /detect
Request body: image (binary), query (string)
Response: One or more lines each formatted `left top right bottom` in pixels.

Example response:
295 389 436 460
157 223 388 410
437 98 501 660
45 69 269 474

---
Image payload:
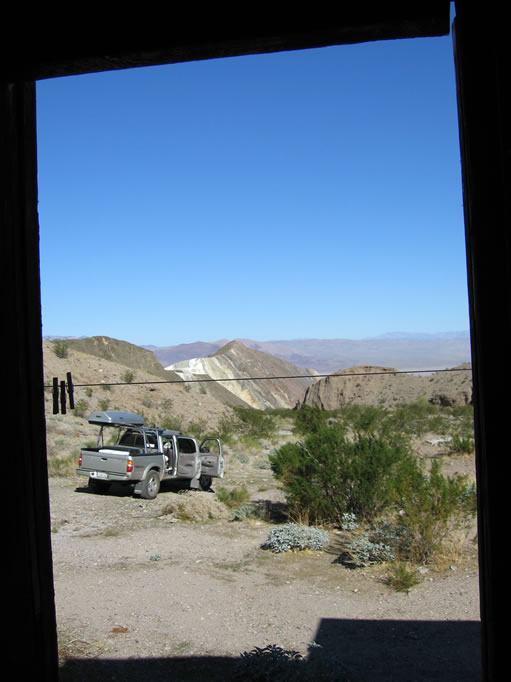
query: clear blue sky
36 18 469 347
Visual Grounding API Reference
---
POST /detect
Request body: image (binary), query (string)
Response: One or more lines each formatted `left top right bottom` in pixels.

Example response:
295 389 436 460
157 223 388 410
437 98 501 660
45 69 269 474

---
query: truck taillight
78 454 82 467
127 459 134 473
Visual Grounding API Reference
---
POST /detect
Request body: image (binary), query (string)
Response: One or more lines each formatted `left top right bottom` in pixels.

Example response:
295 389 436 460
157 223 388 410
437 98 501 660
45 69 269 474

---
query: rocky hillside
43 340 234 460
66 336 181 381
167 340 317 409
301 363 472 410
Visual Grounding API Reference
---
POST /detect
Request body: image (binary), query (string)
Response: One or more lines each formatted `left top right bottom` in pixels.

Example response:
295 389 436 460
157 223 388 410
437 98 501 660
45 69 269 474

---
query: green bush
338 403 388 436
395 459 477 564
73 399 89 417
216 413 237 445
187 418 209 441
160 414 184 432
47 455 76 477
216 485 250 509
385 562 422 593
231 407 277 440
293 406 330 436
449 433 475 454
52 339 69 359
121 369 135 384
270 424 416 525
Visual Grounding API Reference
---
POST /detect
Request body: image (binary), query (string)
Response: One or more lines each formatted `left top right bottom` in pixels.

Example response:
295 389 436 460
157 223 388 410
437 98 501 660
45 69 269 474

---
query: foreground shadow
59 618 481 681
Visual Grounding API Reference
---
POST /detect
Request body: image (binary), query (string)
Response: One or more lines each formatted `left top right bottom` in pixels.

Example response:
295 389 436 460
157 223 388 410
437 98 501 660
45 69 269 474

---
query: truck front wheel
140 470 160 500
199 475 212 491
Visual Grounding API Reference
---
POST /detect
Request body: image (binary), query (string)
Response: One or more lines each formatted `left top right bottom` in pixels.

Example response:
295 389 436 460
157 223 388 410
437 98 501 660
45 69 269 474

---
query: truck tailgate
80 448 131 475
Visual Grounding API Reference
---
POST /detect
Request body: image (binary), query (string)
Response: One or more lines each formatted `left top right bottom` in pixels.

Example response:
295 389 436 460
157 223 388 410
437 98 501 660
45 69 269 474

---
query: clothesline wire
47 366 471 389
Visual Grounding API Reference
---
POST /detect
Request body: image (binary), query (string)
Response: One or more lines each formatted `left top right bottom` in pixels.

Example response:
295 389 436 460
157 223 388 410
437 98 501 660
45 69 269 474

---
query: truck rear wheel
140 470 160 499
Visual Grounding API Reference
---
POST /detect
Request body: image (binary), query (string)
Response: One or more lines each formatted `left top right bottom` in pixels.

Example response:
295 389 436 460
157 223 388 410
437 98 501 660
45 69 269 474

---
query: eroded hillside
167 340 317 409
302 363 472 410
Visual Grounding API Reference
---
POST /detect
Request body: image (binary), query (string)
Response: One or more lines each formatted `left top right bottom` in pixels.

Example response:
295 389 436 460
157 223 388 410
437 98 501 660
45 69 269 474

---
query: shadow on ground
59 618 481 681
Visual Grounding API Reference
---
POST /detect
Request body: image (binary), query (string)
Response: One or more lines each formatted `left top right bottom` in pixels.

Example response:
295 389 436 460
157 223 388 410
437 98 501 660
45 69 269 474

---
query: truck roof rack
87 411 145 427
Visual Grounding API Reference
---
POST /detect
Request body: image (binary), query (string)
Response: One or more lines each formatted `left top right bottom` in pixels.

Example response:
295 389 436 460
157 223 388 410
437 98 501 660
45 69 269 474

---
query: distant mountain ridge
167 340 317 409
149 333 471 375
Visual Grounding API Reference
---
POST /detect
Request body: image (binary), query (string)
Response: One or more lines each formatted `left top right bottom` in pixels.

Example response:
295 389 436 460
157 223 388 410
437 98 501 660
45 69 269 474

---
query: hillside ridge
168 340 317 409
302 362 472 409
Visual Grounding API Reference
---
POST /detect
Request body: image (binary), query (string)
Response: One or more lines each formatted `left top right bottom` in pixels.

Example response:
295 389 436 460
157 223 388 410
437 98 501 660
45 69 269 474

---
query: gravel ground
50 455 481 681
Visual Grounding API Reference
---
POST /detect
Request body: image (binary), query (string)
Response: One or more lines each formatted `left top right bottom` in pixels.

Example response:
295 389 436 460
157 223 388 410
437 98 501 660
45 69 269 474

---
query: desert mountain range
147 333 471 375
44 335 472 420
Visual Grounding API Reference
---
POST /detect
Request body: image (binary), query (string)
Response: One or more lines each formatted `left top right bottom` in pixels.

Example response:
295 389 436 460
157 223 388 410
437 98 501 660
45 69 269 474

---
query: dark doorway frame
4 4 505 680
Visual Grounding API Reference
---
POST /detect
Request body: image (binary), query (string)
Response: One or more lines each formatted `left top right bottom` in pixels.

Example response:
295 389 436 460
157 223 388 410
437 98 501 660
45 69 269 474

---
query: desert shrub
234 644 348 682
98 398 110 411
293 406 330 436
160 414 184 432
449 433 475 455
187 418 209 441
231 502 267 522
261 523 329 553
385 562 422 593
235 645 303 681
47 455 76 477
73 399 89 417
395 459 477 564
255 457 271 469
216 485 250 509
382 399 437 437
338 403 388 436
341 512 359 530
337 531 395 568
216 413 237 445
270 424 416 525
121 370 135 384
232 451 249 464
52 339 69 358
232 407 277 440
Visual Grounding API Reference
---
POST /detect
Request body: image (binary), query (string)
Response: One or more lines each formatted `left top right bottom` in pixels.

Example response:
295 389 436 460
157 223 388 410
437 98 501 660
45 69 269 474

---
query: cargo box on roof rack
87 411 145 427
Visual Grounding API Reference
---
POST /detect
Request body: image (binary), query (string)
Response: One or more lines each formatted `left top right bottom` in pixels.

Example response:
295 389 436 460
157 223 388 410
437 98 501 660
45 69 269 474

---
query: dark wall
5 4 506 679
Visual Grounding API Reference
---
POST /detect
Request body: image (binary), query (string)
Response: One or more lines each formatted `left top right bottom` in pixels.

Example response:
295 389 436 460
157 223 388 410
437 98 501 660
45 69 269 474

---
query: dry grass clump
161 491 231 522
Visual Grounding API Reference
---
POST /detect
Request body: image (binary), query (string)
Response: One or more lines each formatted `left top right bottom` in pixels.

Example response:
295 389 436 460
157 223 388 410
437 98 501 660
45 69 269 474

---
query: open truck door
199 438 224 486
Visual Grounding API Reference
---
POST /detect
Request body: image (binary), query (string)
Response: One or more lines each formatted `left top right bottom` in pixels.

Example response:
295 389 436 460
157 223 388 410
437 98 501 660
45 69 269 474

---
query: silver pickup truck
77 411 224 499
